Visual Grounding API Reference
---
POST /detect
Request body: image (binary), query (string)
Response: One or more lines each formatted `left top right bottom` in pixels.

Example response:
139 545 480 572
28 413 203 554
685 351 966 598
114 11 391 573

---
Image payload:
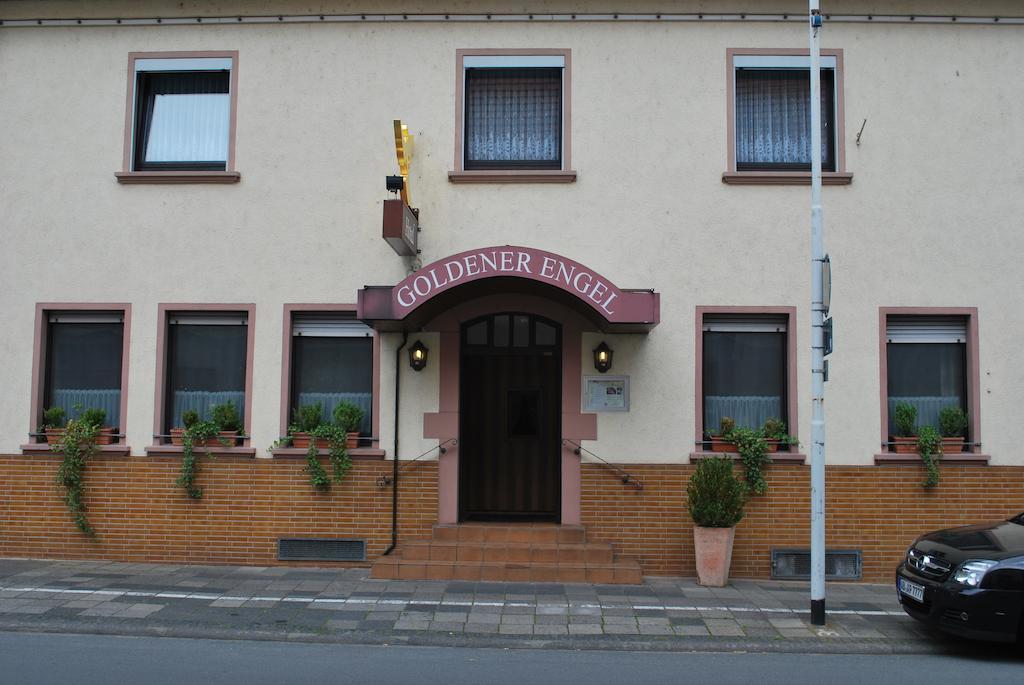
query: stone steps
370 523 643 584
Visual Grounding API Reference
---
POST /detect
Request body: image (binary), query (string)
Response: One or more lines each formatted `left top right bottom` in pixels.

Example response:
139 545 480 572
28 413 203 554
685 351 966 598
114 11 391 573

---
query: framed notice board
582 375 630 412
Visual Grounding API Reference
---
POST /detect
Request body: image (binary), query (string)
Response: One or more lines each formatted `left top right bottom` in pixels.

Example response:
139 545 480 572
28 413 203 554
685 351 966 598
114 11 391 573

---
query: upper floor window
724 50 850 184
452 50 575 182
118 52 240 183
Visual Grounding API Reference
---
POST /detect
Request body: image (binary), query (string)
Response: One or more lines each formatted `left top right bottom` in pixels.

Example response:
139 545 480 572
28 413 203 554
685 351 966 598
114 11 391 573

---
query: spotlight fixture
386 175 405 195
593 341 613 373
408 340 428 371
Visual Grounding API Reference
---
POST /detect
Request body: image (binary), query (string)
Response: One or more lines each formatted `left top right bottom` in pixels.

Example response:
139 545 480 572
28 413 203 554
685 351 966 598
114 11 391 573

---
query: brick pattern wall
581 463 1024 582
2 455 1021 581
0 455 437 566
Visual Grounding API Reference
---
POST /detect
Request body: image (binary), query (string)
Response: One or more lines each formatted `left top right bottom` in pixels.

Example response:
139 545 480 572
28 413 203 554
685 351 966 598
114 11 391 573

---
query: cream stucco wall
2 2 1022 465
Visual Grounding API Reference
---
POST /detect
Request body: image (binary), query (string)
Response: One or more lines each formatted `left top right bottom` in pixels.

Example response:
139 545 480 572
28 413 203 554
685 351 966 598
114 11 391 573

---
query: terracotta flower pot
45 428 65 445
941 437 965 454
170 428 238 447
891 436 918 454
291 432 330 450
94 427 117 445
346 432 360 449
765 439 780 453
709 437 736 453
693 526 736 587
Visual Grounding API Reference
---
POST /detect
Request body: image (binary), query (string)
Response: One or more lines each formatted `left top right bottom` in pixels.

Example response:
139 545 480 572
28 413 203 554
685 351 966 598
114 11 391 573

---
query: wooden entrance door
459 313 561 522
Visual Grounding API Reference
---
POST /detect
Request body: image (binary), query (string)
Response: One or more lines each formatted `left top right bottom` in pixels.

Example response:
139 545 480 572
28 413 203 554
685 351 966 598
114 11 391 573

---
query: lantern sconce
408 340 428 371
593 341 613 373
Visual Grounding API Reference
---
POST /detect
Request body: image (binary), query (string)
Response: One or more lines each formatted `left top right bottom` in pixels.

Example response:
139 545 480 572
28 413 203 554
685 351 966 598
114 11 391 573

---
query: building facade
2 0 1022 582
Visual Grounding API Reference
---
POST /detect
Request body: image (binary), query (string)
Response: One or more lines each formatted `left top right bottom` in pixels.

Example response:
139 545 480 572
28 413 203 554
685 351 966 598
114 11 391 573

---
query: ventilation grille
277 538 366 562
771 549 861 580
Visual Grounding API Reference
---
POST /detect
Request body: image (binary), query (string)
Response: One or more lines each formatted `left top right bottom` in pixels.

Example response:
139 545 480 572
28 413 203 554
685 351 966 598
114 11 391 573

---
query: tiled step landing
370 523 642 584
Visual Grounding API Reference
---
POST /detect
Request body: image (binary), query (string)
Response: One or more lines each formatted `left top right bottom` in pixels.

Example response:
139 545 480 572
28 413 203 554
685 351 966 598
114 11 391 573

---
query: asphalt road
1 632 1022 685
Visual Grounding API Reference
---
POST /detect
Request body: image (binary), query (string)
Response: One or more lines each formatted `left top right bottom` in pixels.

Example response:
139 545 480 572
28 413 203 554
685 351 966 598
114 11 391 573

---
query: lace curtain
735 69 833 168
465 68 561 165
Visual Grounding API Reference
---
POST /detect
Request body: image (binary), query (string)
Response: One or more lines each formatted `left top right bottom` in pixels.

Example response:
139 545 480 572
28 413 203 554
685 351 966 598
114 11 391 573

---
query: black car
897 512 1024 643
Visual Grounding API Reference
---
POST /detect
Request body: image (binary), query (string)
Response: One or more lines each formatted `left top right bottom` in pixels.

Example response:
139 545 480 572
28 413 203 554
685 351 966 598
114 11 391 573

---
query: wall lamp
386 175 404 195
593 341 613 373
408 340 428 371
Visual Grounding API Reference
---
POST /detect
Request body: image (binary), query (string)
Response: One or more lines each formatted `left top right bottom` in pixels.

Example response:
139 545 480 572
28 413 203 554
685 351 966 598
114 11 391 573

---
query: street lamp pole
808 0 827 627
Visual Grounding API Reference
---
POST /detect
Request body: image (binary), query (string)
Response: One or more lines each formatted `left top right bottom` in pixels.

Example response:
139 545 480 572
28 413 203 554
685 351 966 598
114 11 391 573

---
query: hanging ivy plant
916 425 942 489
54 417 100 536
728 426 771 495
302 424 352 491
176 418 228 499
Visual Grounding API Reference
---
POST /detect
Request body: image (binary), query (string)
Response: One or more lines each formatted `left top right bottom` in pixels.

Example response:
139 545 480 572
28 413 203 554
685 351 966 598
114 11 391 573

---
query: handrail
562 438 643 490
376 438 457 488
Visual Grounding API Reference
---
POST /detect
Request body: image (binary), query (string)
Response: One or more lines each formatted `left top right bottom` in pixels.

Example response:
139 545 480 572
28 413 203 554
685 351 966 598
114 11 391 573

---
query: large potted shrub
687 456 746 587
938 406 968 454
891 402 918 453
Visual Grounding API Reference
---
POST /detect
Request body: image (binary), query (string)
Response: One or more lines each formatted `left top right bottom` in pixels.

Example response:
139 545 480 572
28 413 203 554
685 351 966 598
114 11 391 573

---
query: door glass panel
493 315 510 347
535 321 556 346
466 319 488 345
512 315 530 347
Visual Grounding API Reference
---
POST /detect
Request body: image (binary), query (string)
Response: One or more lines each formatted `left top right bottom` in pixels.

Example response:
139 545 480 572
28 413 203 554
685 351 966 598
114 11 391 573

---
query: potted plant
79 407 116 445
290 403 328 449
42 406 67 445
938 406 968 454
687 456 746 587
891 402 918 454
332 401 365 449
170 403 242 446
707 416 737 453
761 417 796 453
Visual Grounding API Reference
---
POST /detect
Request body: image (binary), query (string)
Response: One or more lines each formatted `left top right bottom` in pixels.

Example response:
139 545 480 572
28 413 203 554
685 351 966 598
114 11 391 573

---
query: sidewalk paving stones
0 557 987 656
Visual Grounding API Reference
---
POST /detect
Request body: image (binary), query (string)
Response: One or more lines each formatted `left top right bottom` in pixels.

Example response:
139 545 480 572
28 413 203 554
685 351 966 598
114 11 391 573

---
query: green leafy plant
176 419 227 499
894 402 918 438
717 416 736 438
79 407 107 429
687 457 746 528
938 406 968 438
303 425 351 491
762 417 797 446
916 425 942 488
54 417 100 536
42 406 67 429
292 403 323 434
332 401 365 434
729 427 771 495
209 402 242 432
182 409 200 429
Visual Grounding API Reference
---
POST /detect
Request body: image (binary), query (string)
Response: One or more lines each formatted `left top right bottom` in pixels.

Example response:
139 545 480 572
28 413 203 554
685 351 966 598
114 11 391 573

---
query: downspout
383 331 408 556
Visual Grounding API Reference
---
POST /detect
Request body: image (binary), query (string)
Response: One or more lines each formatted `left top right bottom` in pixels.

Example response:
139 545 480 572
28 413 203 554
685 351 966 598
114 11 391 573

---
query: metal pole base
811 599 826 626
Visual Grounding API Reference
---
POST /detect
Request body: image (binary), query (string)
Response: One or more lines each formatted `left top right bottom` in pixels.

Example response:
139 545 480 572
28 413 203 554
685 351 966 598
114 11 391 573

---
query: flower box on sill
169 428 240 447
46 426 118 445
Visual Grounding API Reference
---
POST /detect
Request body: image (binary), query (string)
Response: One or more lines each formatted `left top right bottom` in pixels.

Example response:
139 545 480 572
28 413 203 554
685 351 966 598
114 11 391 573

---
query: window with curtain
703 315 788 436
290 315 374 437
44 313 124 433
464 65 562 169
133 58 231 171
886 316 968 438
735 63 836 171
164 313 247 433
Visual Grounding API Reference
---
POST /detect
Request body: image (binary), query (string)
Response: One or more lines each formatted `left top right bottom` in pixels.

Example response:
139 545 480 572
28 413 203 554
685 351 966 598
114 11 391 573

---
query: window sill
689 451 806 464
271 447 386 460
721 171 853 186
448 169 577 184
874 453 990 465
115 171 241 184
145 444 256 457
20 443 131 456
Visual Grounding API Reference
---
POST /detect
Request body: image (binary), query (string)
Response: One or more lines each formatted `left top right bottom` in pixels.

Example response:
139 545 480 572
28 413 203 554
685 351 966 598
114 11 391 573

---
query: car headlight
952 560 997 587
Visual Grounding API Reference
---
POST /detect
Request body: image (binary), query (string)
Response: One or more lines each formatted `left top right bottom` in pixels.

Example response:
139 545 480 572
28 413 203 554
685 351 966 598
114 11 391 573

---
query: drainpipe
382 332 408 556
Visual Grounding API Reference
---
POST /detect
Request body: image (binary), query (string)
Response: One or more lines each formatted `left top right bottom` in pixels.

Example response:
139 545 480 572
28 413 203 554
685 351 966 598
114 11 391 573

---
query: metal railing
562 438 643 490
376 438 457 488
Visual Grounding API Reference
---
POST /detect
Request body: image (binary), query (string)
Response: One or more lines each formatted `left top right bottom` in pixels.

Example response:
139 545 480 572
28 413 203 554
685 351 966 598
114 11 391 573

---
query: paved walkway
0 558 962 654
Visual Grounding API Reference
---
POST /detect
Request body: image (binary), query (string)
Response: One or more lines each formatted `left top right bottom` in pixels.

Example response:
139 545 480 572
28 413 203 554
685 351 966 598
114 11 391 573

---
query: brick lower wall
2 455 1021 582
0 455 437 566
581 463 1024 582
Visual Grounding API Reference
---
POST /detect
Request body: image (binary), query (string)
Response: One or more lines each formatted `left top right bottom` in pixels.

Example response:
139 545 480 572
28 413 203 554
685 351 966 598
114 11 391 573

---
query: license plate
898 577 925 603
